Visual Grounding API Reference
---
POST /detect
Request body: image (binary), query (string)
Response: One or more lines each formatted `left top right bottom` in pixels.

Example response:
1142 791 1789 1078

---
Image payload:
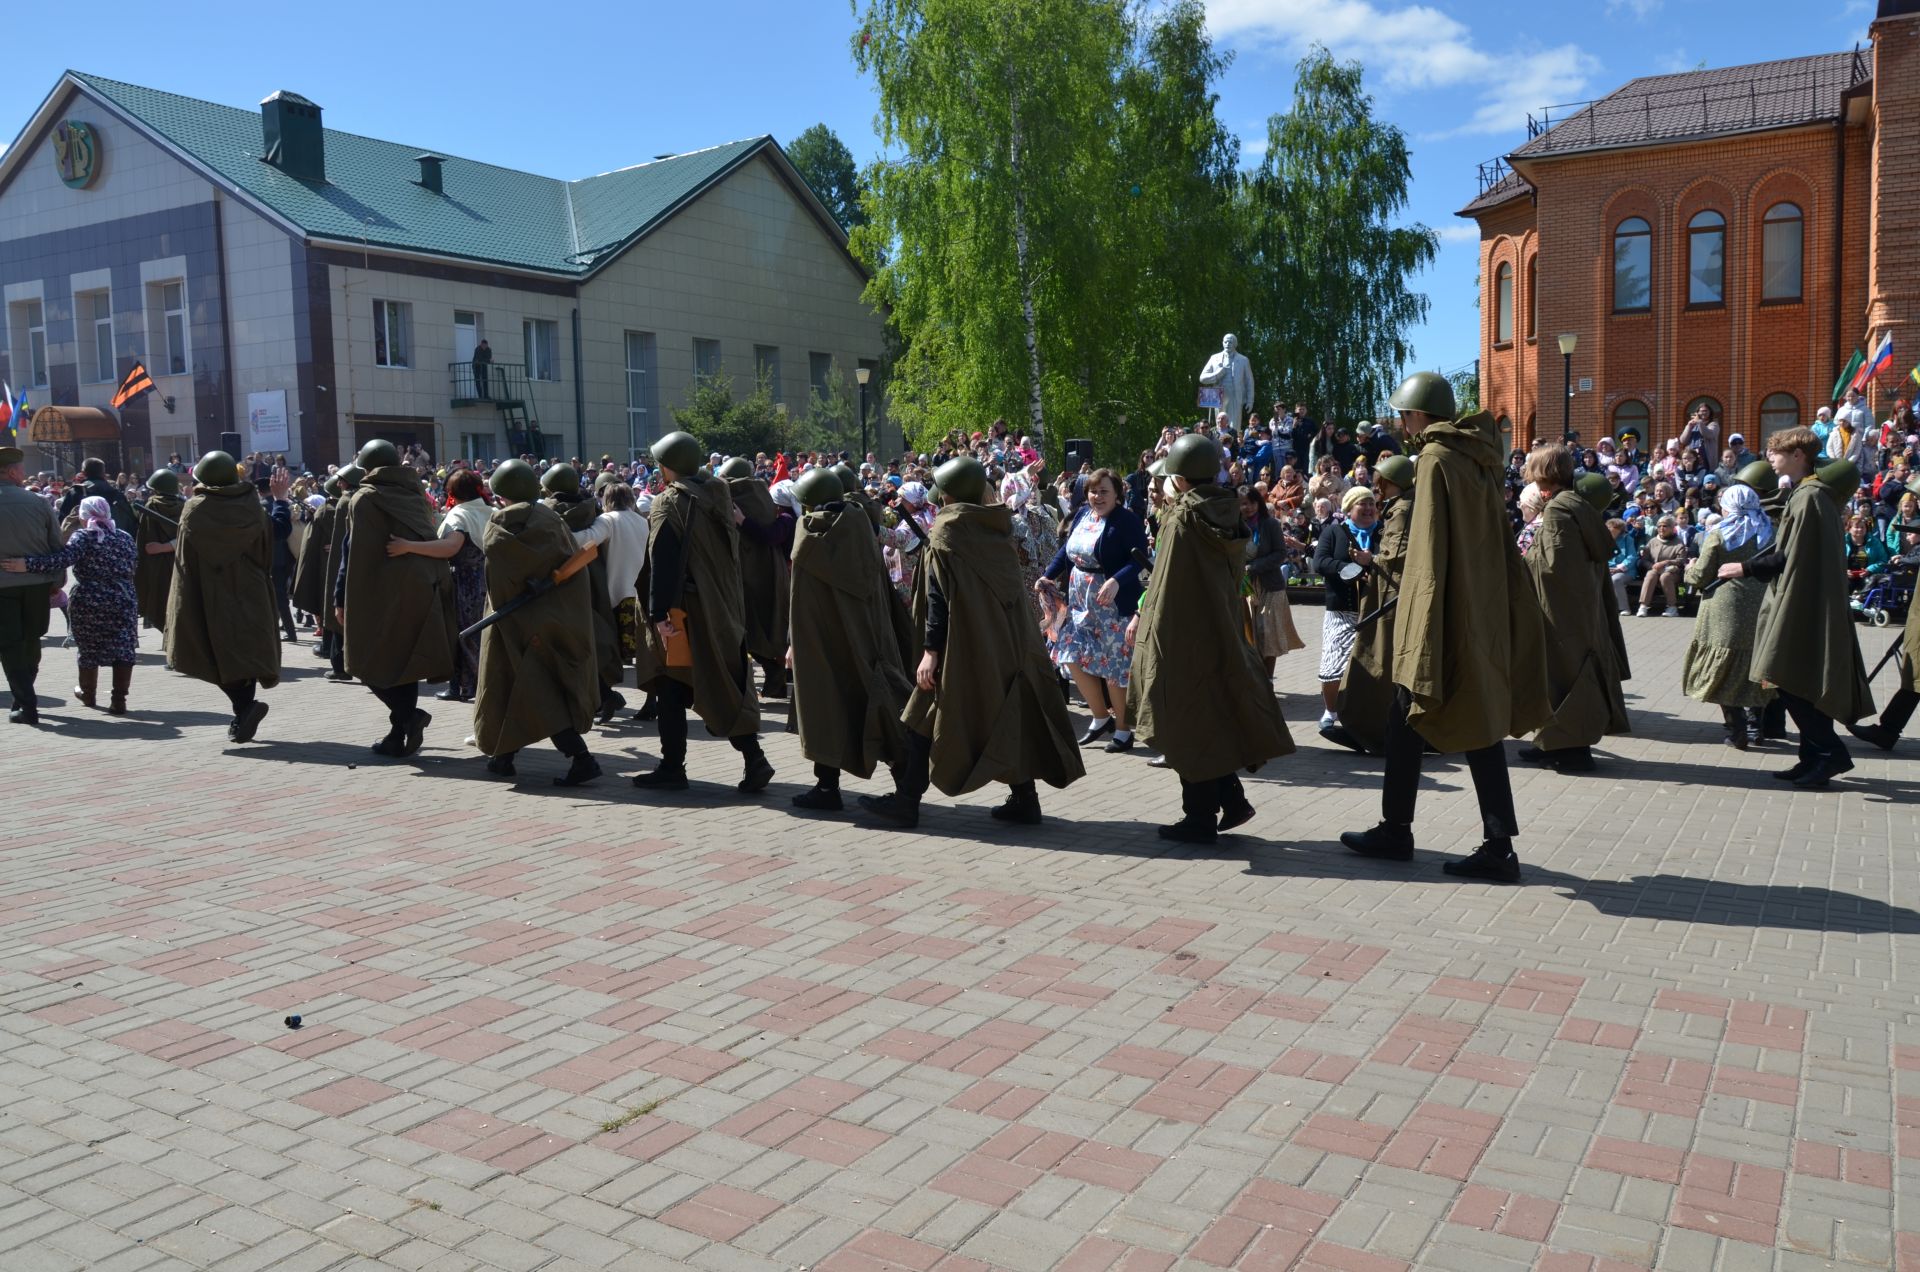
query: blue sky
1 0 1877 392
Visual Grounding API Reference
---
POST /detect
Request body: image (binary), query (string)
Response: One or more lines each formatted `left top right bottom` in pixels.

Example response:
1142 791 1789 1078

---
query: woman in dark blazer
1309 486 1380 734
1040 468 1152 750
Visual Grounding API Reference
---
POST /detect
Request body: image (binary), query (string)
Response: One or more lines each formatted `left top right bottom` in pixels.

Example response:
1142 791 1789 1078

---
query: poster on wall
247 390 289 453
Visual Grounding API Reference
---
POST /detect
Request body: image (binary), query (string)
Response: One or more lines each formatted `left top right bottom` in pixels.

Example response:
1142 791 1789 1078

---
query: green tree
669 366 791 458
1241 47 1437 430
1449 367 1480 416
851 0 1237 463
786 124 867 233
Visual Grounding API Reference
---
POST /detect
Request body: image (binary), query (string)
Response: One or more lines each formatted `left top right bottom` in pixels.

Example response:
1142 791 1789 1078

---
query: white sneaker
1318 710 1336 728
1636 606 1652 617
1619 609 1631 616
1661 608 1679 617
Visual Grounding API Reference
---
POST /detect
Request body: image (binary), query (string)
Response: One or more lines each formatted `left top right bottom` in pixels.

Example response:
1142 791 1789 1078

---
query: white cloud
1606 0 1661 17
1435 223 1480 244
1206 0 1599 138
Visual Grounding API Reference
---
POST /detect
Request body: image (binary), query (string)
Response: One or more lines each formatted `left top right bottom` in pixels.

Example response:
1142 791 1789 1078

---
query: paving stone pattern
1 617 1917 1271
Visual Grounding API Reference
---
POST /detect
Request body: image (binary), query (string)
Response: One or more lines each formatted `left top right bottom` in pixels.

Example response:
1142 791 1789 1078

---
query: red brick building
1461 0 1920 456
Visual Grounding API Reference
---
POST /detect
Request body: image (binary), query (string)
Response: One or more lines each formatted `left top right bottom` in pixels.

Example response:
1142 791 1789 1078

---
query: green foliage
1449 367 1480 416
786 124 867 233
799 358 862 454
669 366 795 458
1240 47 1437 430
852 0 1238 465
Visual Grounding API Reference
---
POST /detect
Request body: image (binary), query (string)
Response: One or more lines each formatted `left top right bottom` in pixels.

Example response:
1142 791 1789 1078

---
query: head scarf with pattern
79 495 114 537
1715 484 1773 553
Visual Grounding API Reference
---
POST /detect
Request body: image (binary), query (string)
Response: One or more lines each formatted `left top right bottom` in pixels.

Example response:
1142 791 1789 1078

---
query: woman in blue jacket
1040 468 1151 751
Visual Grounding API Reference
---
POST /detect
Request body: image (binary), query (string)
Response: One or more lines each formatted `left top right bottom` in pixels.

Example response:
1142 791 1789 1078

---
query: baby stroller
1852 554 1915 627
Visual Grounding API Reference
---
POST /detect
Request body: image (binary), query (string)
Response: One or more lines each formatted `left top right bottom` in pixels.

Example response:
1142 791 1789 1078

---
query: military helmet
1147 455 1170 479
337 463 364 490
832 462 859 495
716 456 754 481
1388 370 1456 420
1815 458 1861 506
192 450 238 488
1734 459 1778 496
593 470 618 491
1374 454 1416 495
146 469 180 497
651 430 703 475
1575 472 1612 514
794 467 843 509
490 458 542 505
541 463 580 496
356 439 401 471
322 474 342 499
1166 433 1222 484
933 455 988 504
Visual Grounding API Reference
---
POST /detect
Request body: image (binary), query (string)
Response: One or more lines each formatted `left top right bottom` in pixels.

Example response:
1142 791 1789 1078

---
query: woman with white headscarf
1682 483 1776 747
1 494 139 713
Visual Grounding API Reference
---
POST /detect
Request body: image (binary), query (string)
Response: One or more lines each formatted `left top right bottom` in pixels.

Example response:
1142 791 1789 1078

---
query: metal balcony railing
449 360 533 408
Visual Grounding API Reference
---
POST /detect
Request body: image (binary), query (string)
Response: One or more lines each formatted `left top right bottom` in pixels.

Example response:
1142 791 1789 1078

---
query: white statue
1199 333 1255 429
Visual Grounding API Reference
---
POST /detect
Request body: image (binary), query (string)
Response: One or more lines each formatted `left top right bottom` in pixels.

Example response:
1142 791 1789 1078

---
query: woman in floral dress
2 495 139 714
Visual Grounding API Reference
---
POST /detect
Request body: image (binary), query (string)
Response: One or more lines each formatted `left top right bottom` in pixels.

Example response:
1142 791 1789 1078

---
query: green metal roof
67 71 770 277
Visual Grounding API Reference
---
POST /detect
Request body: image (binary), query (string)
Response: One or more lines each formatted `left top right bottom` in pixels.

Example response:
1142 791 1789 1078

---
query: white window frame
693 337 722 384
23 298 48 388
143 278 191 377
524 318 559 382
373 298 412 369
808 351 833 402
753 344 781 399
75 287 115 384
625 330 657 450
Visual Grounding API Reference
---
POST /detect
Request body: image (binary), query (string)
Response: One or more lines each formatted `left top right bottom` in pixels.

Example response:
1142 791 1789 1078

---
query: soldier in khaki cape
1341 373 1550 883
164 451 281 742
320 465 361 681
787 466 912 810
859 457 1084 828
133 468 183 634
473 460 601 786
335 440 457 757
541 463 627 721
1716 437 1874 788
290 474 337 647
1126 434 1294 843
631 431 771 794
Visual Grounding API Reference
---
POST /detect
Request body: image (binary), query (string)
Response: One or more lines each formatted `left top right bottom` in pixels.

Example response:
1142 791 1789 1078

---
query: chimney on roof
260 90 324 183
414 154 444 194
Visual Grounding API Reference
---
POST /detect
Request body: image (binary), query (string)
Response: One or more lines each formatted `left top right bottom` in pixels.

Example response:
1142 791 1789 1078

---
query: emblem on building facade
52 120 100 189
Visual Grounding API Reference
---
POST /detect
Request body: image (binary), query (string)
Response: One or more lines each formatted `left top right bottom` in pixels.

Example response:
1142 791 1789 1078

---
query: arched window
1685 396 1722 428
1759 392 1800 432
1496 414 1512 456
1495 262 1514 343
1613 399 1650 448
1614 217 1652 312
1762 203 1803 301
1688 210 1725 306
1526 257 1538 339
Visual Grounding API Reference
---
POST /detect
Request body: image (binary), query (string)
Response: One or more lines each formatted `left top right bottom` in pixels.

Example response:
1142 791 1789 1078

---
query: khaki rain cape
473 501 599 756
550 493 624 689
342 466 458 688
1528 490 1631 750
1751 477 1874 722
789 502 912 778
643 475 759 737
163 483 281 689
903 502 1084 796
1128 486 1294 780
290 498 335 617
134 492 183 629
730 477 792 663
1391 412 1551 751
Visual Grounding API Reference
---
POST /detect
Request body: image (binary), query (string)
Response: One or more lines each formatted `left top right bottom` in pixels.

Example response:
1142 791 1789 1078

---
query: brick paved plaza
2 617 1916 1272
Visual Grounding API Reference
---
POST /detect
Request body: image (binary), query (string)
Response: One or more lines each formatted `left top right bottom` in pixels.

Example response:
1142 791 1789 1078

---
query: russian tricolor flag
1852 331 1893 393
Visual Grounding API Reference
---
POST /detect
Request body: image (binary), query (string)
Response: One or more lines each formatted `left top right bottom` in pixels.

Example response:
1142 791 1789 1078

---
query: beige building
0 71 884 471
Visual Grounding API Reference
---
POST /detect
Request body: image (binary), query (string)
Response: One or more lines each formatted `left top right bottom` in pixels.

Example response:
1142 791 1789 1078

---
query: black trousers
655 679 761 768
1778 690 1840 759
0 584 52 691
1180 774 1245 820
271 559 296 637
1381 688 1517 838
1878 687 1919 736
220 679 257 715
497 728 587 762
370 682 419 728
891 729 1034 804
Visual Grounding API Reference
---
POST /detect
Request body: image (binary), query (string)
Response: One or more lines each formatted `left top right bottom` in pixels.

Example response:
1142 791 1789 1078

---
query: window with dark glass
1526 257 1537 339
1687 211 1725 306
1613 217 1651 312
1495 262 1513 343
1613 399 1650 447
1759 392 1799 431
1762 203 1803 301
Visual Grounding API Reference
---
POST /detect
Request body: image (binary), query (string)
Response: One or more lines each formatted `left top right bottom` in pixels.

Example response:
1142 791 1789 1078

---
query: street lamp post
855 365 872 462
1557 332 1578 443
